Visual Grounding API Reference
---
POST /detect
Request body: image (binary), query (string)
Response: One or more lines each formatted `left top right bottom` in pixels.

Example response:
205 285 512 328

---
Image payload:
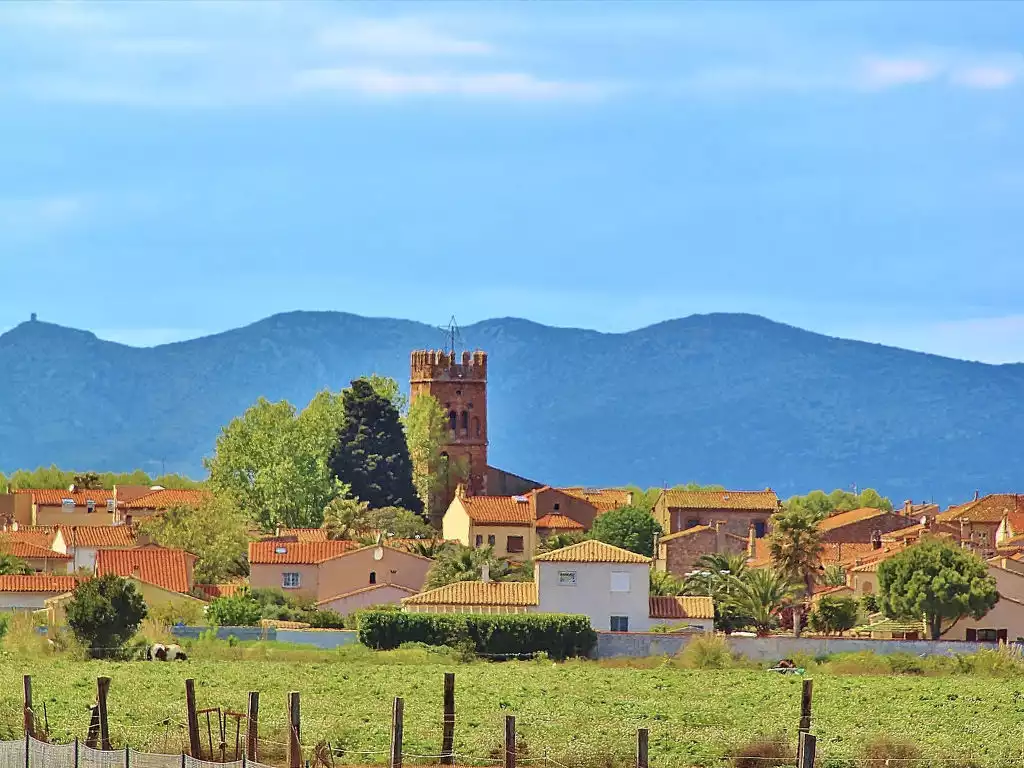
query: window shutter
966 628 977 642
998 629 1008 642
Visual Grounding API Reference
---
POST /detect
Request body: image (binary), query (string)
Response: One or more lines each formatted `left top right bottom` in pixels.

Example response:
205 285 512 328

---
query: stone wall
659 528 748 578
595 632 1000 660
822 512 918 544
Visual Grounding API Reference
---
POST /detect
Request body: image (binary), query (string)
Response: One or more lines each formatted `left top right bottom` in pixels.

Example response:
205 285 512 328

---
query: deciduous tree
877 540 998 640
587 505 662 557
808 595 859 635
66 574 147 658
405 393 449 517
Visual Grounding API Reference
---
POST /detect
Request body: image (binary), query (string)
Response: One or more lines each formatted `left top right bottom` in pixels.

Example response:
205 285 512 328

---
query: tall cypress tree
329 378 422 513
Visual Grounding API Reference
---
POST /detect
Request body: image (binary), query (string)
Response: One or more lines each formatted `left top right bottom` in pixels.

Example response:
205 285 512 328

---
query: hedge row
358 611 597 660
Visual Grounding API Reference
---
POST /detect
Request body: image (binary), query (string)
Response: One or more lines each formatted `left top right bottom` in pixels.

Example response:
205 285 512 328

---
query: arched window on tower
449 411 457 432
472 416 481 437
460 411 469 436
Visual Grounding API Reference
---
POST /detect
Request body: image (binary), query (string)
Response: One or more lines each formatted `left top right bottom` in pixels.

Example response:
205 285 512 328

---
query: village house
818 506 918 545
0 575 80 611
61 525 139 572
653 489 779 541
403 539 715 633
655 522 751 578
0 537 71 573
89 544 206 617
248 539 432 613
936 493 1024 556
117 488 210 525
8 488 117 527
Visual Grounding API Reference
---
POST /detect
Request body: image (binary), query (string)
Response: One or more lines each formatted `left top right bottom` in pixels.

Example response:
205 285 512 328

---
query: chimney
975 490 980 502
871 530 882 550
747 524 756 558
481 564 491 583
903 500 913 516
455 483 467 500
713 520 724 553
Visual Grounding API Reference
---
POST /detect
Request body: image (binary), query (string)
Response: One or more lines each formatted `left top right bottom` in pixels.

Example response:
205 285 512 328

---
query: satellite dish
373 546 384 561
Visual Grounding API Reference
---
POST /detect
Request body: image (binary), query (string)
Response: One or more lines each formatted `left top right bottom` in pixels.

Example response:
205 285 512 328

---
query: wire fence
0 738 281 768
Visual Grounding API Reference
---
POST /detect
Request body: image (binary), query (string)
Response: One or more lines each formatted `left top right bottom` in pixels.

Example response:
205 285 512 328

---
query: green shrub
206 594 262 626
66 574 147 659
306 609 347 629
678 635 734 669
358 611 596 660
808 596 859 635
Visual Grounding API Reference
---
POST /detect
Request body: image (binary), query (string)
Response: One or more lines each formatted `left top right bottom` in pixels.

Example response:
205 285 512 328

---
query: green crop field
1 646 1023 767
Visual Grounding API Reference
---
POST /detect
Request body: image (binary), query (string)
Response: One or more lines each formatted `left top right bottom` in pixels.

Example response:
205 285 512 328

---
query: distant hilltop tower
410 348 488 515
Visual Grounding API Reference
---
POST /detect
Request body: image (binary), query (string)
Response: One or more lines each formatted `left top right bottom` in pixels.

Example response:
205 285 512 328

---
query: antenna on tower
438 315 463 357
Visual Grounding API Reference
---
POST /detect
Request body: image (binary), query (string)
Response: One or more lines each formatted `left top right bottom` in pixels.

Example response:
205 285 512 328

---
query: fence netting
0 739 275 768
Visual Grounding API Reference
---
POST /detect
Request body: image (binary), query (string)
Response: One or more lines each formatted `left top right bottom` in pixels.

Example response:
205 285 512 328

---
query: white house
403 540 714 633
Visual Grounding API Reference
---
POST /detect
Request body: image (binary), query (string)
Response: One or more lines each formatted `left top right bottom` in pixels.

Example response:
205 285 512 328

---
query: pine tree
329 378 422 512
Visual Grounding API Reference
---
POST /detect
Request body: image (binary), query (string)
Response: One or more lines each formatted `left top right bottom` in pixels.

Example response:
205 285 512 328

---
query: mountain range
0 311 1020 505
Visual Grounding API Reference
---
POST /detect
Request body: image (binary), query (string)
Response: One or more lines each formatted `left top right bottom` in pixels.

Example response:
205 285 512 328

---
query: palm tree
821 564 846 587
769 507 825 636
726 568 799 636
538 532 585 553
322 495 371 540
425 544 505 589
0 553 31 576
682 553 751 634
650 570 683 596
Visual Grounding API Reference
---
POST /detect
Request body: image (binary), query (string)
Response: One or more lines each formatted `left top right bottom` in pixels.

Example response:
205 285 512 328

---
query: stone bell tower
410 348 488 518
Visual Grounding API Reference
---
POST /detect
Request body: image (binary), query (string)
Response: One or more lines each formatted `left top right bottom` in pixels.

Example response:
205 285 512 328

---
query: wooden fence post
796 678 813 764
441 673 455 765
96 677 112 751
184 679 201 758
246 691 260 762
390 697 404 768
86 706 100 749
798 732 816 768
504 715 516 768
287 691 301 768
23 675 33 738
636 728 649 768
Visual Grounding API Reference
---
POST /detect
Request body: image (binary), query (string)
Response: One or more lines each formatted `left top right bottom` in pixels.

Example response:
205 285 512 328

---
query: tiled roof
18 489 115 506
0 540 71 560
123 489 211 510
276 528 329 542
812 584 854 598
535 514 585 531
662 489 779 511
559 487 631 513
0 528 60 550
821 542 883 566
460 495 533 525
196 582 247 600
403 581 539 606
534 540 651 564
96 547 195 593
0 575 80 593
847 547 904 573
938 494 1024 525
649 595 714 620
317 582 419 605
818 507 893 532
60 526 138 548
248 539 357 565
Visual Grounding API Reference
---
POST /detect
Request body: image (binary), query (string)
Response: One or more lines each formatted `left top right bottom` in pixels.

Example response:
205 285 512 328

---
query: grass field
1 644 1023 767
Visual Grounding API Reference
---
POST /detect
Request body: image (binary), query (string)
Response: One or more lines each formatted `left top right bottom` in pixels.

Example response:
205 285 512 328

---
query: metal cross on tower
439 315 463 357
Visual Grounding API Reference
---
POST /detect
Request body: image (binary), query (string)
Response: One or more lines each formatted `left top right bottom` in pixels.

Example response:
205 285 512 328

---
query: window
369 571 377 585
610 616 629 632
753 520 766 538
971 628 1007 642
610 572 630 592
487 534 496 547
460 411 469 434
553 503 560 511
449 411 457 431
86 501 96 514
506 535 524 553
106 500 116 513
61 499 75 512
685 518 700 530
473 416 481 437
282 572 301 589
475 535 483 547
558 570 577 586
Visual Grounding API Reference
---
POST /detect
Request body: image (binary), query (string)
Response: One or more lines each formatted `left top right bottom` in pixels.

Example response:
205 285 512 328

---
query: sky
1 1 1022 362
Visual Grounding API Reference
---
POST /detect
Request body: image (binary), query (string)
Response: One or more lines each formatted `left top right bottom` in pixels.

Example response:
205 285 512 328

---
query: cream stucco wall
468 524 535 561
947 596 1024 642
249 563 321 600
319 585 418 614
317 547 431 602
536 561 651 632
34 504 117 528
442 498 472 545
0 593 56 610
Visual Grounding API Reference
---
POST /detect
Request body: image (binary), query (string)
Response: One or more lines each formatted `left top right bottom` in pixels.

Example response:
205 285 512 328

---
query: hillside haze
1 311 1020 505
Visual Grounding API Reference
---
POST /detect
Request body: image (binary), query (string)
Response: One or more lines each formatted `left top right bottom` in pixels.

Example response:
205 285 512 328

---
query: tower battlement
410 349 487 382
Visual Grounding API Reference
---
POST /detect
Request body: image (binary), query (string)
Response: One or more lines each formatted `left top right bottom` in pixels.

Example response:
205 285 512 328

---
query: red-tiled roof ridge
95 547 195 593
662 489 779 511
535 514 585 530
123 489 210 510
16 489 116 506
0 575 81 593
248 539 358 565
459 495 534 525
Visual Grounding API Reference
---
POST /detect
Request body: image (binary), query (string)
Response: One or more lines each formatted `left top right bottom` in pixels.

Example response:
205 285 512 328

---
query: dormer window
274 546 287 555
61 499 75 511
86 501 96 514
106 500 116 513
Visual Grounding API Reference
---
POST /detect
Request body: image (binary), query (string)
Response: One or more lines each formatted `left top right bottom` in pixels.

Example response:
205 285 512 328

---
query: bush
149 599 206 628
206 594 262 626
678 635 734 669
808 596 859 635
66 574 147 659
859 735 922 767
306 609 347 629
727 734 795 768
358 611 596 660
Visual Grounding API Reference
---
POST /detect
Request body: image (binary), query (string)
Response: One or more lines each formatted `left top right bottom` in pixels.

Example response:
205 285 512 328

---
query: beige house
404 540 714 633
249 539 432 611
654 489 779 540
442 488 536 561
943 557 1024 643
0 575 80 611
61 525 138 573
10 489 117 527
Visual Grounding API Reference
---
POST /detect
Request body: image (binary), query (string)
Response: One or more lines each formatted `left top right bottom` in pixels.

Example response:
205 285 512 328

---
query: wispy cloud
856 57 939 90
317 18 492 57
951 66 1019 90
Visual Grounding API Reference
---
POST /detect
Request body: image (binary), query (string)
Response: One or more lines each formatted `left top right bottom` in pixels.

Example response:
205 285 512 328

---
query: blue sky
1 1 1022 361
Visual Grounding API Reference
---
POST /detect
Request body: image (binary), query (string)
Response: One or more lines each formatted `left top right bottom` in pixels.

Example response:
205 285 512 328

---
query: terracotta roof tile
123 489 210 510
559 488 631 513
662 489 779 511
938 494 1024 525
535 514 585 531
0 575 80 593
60 526 137 548
276 528 329 542
403 581 539 607
659 525 714 543
534 540 651 564
248 540 358 565
649 595 715 620
818 507 892 532
317 582 419 605
96 547 195 593
460 495 534 525
0 528 60 550
196 582 247 600
18 489 116 506
0 540 71 560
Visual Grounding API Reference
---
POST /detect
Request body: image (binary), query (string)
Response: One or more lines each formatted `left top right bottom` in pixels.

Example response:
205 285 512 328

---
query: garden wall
170 626 359 648
595 632 1004 660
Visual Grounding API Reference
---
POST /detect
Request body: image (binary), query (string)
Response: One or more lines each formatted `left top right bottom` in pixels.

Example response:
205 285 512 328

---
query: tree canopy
66 574 147 658
329 378 421 513
0 465 202 492
877 540 998 640
405 393 449 517
808 595 859 635
785 488 893 519
588 505 662 557
725 567 797 635
205 391 345 530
